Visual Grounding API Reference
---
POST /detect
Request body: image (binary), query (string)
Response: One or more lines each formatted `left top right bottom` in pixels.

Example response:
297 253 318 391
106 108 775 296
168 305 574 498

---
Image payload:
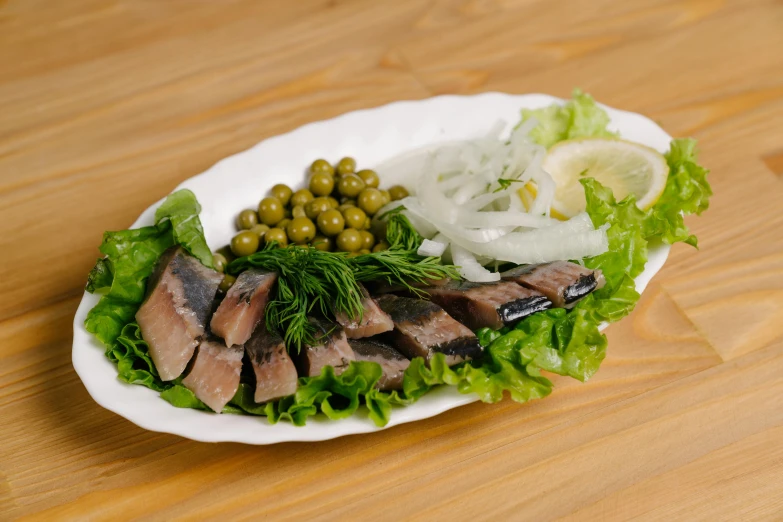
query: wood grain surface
2 0 783 519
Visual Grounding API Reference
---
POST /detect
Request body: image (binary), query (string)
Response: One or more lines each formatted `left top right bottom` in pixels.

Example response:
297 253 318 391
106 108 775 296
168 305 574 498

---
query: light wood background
2 0 783 519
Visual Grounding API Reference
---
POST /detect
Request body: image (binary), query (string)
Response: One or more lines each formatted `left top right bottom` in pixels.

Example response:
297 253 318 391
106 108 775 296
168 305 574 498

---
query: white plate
72 93 672 444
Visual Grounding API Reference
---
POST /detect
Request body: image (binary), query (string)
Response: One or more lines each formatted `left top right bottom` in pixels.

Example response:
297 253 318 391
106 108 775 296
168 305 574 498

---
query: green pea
290 189 314 208
312 235 333 252
336 157 357 176
372 241 390 253
338 174 365 198
219 274 237 293
310 159 335 177
309 172 335 197
292 205 307 219
389 185 410 201
236 209 259 230
356 169 380 188
250 224 270 240
212 253 228 273
257 197 284 226
265 227 288 247
317 209 345 237
276 218 291 232
230 231 260 257
336 228 363 252
359 230 375 250
357 188 385 216
287 217 317 244
270 184 293 206
305 197 332 220
342 206 366 230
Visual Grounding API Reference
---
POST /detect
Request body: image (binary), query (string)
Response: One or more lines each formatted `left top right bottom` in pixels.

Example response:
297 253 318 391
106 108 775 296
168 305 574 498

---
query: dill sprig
382 206 423 251
351 250 460 294
227 245 364 352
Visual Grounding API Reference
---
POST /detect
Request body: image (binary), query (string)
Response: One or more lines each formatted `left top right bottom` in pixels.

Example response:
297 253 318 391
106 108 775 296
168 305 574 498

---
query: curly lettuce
519 89 618 148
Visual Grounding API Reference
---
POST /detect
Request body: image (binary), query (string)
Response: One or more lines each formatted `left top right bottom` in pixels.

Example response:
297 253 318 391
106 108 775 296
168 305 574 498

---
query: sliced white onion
375 121 607 269
417 239 448 257
451 244 501 282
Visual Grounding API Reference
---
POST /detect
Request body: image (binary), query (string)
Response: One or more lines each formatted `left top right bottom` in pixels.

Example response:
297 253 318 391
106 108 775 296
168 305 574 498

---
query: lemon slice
542 138 669 218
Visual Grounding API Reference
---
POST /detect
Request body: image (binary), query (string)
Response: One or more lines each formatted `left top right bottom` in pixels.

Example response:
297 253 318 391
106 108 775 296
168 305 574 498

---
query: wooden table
2 1 783 519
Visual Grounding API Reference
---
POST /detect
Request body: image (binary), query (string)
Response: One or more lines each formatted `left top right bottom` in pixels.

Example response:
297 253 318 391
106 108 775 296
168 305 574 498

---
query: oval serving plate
72 93 672 444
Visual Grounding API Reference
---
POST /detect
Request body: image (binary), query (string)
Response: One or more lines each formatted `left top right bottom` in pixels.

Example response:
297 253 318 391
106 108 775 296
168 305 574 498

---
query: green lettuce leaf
154 189 214 268
161 385 212 411
644 138 712 247
520 89 618 148
85 258 113 293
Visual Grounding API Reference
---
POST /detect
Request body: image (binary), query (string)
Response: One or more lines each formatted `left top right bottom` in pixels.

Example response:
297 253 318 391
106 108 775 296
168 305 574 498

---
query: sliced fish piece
349 337 410 391
369 277 450 295
211 269 277 347
181 336 243 413
375 294 482 366
423 280 552 330
245 326 299 403
296 319 356 377
501 261 605 308
136 247 222 381
334 284 394 339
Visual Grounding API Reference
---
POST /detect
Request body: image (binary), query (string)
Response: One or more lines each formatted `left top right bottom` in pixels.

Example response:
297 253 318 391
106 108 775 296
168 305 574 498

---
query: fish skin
245 327 298 403
423 280 552 330
296 319 356 377
375 294 482 367
136 247 222 381
211 269 277 347
349 337 410 391
501 261 605 308
334 284 394 339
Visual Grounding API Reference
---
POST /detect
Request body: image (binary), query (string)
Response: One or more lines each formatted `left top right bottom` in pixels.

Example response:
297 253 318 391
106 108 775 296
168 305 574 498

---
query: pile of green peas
212 157 410 291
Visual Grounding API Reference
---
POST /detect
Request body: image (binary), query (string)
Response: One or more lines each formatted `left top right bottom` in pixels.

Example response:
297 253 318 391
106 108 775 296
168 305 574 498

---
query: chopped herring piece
375 294 482 366
424 280 552 330
501 261 605 308
135 246 222 381
181 336 243 413
296 319 356 377
245 326 298 403
334 284 393 339
211 269 277 347
369 277 450 295
349 338 410 391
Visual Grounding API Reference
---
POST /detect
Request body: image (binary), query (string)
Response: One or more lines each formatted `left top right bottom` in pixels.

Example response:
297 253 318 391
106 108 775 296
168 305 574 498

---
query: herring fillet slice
245 326 299 403
375 294 482 367
501 261 605 308
349 337 410 391
423 280 552 330
210 269 277 347
135 247 222 381
296 319 356 377
181 337 243 413
334 284 394 339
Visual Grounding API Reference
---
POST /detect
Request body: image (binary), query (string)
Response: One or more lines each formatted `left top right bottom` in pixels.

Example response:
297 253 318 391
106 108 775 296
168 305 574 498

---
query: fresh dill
382 206 424 251
228 245 364 352
493 178 525 192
